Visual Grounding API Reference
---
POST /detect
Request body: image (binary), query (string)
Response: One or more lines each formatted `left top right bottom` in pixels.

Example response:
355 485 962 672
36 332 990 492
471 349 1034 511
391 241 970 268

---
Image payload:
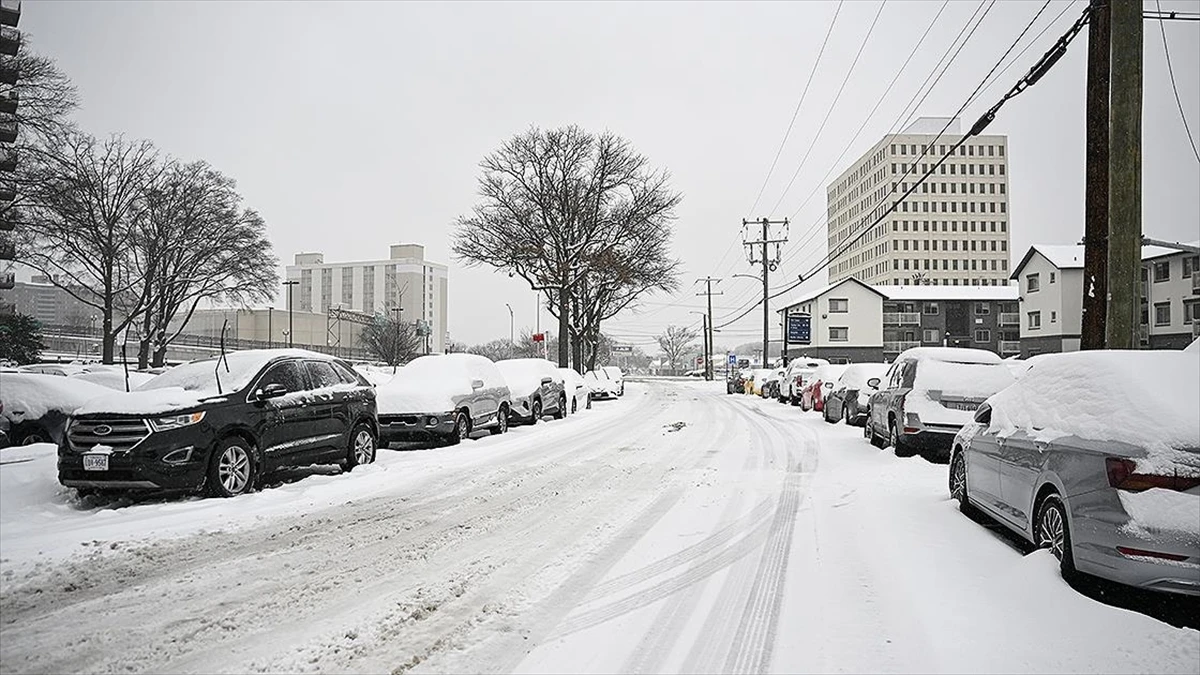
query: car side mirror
973 403 992 425
471 379 485 390
256 383 288 400
541 376 553 385
866 377 881 389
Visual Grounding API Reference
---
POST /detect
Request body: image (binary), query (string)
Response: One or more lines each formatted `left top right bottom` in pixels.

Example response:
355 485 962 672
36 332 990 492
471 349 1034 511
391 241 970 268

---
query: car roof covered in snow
895 346 1002 365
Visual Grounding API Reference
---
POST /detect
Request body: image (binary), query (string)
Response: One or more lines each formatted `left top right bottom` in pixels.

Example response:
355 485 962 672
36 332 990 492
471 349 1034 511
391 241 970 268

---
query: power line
1154 0 1200 163
747 1 845 216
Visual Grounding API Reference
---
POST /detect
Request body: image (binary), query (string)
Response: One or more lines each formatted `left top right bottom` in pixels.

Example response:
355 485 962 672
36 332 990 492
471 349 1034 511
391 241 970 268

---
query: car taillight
1105 457 1200 492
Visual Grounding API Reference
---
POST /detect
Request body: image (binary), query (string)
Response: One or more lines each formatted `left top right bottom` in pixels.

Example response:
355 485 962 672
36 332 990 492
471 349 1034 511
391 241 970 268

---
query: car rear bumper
1074 537 1200 596
899 427 960 457
378 412 455 443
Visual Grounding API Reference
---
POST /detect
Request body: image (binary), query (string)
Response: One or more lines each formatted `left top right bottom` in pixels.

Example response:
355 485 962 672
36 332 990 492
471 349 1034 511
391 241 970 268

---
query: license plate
83 454 109 471
945 401 978 411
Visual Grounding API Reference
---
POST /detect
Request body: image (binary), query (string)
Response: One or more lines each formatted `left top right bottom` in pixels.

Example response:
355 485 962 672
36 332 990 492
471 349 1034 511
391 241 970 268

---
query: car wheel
844 405 853 425
16 424 50 445
867 418 884 448
552 394 567 420
571 396 578 414
890 421 916 457
949 451 971 512
448 410 470 445
823 402 835 424
345 423 376 471
490 406 509 435
790 391 800 407
531 398 542 423
206 438 255 498
1035 493 1076 575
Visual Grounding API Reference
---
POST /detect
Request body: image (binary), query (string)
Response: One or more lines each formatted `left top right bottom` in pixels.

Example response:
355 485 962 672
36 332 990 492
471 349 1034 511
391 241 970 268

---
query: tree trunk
152 344 169 368
557 286 570 367
102 310 115 364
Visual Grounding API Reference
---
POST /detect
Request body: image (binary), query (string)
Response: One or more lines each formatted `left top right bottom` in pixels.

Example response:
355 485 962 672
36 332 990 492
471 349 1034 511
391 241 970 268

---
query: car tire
448 410 470 445
890 421 917 457
490 406 509 435
531 398 542 423
15 423 50 446
345 423 376 471
571 396 578 414
206 437 256 498
552 394 567 420
790 391 800 407
949 451 975 515
844 405 853 425
1035 493 1076 576
867 418 884 448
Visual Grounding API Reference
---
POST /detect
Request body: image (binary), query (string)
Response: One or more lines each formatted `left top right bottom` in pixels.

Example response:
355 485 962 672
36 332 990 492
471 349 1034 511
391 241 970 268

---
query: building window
1051 311 1057 323
829 327 849 342
1154 302 1171 326
1153 261 1171 282
974 329 991 343
1187 302 1200 324
829 298 849 313
1049 271 1056 284
1027 273 1040 293
1183 256 1200 277
975 302 990 315
1028 311 1042 330
923 328 940 343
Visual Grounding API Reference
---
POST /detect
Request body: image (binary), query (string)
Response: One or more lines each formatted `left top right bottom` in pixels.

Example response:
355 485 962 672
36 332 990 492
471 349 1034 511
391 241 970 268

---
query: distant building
777 278 1019 363
826 117 1011 288
285 244 448 353
0 0 22 306
6 275 99 328
1011 243 1200 355
169 307 373 359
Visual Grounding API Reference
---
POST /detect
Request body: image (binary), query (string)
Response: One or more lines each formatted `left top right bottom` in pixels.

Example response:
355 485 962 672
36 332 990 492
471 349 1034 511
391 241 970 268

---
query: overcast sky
25 0 1200 352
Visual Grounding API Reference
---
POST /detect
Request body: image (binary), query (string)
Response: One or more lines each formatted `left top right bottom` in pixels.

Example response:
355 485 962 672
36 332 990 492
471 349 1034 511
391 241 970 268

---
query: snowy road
1 380 1197 674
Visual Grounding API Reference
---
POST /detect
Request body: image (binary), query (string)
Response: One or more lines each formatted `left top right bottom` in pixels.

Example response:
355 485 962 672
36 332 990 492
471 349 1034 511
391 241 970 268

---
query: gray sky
25 0 1200 352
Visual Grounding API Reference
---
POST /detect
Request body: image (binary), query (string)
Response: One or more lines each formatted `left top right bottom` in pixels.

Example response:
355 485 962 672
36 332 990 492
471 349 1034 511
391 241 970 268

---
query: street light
504 302 514 346
282 280 299 348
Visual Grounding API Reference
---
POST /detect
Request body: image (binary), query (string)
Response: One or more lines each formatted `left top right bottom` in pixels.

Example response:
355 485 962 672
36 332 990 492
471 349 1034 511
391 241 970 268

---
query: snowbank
988 350 1200 468
0 373 113 421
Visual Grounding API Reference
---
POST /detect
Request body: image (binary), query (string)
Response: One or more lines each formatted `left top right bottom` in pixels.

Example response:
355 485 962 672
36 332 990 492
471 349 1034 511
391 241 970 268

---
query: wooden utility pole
1106 0 1142 349
1082 0 1110 350
696 277 723 380
742 218 788 367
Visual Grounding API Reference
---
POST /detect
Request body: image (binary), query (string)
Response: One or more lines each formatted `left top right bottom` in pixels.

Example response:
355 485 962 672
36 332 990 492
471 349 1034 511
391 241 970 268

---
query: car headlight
149 411 206 432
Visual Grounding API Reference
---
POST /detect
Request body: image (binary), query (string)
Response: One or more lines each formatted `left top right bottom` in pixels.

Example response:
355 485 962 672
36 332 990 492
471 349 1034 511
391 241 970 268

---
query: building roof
776 277 887 313
1142 241 1199 261
881 285 1018 301
1011 241 1200 279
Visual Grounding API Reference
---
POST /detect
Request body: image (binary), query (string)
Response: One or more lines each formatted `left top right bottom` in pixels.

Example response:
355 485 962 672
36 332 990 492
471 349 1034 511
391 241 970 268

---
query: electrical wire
1155 0 1200 164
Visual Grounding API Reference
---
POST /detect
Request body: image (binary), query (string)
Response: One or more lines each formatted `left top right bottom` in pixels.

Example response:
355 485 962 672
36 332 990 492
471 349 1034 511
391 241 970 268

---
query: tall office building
0 0 22 309
284 244 449 353
826 117 1011 287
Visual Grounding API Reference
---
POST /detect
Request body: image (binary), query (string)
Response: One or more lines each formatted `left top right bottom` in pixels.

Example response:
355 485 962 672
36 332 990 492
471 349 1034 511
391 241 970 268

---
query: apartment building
777 278 1019 363
7 275 99 328
285 244 449 353
0 0 21 306
1010 243 1199 356
826 117 1011 288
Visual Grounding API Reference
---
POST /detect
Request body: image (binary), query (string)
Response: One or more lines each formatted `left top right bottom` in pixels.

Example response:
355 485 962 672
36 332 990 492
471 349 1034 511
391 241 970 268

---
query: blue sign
786 314 811 345
727 354 737 366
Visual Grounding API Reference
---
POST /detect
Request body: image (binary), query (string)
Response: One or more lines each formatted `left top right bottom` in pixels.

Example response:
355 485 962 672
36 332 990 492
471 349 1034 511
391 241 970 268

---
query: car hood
74 387 215 417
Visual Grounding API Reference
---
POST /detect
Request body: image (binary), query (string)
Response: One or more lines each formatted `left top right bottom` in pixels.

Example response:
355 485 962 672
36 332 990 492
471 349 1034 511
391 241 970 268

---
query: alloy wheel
218 445 251 494
354 429 374 464
950 454 967 502
457 413 470 440
1037 500 1067 560
497 409 508 433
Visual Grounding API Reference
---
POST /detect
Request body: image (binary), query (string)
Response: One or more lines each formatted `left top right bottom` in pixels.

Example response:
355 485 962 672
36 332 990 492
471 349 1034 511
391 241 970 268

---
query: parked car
558 367 589 414
865 347 1014 461
377 353 511 445
585 369 619 400
496 358 567 424
58 349 378 497
782 357 830 405
824 363 889 426
70 369 158 391
726 369 746 395
1 373 113 447
949 349 1200 595
743 368 773 396
602 366 625 396
799 364 848 412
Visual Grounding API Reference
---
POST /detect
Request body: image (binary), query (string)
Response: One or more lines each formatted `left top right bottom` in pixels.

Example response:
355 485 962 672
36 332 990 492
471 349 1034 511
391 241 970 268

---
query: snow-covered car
496 358 567 424
782 357 829 404
823 363 889 426
743 368 773 396
70 369 158 391
799 364 848 412
377 353 511 445
352 363 396 387
16 363 89 377
0 373 113 447
865 347 1014 461
759 366 785 400
59 349 379 497
585 369 618 400
558 367 588 414
601 366 625 396
949 349 1200 595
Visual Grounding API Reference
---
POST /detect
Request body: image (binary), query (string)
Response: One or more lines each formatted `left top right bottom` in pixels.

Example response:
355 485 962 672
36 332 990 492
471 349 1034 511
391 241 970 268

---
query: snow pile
70 370 157 391
496 358 560 398
0 373 113 420
1119 489 1200 538
988 350 1200 467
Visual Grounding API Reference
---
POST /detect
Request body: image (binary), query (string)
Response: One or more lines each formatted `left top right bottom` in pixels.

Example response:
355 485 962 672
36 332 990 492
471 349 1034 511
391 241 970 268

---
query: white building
285 244 449 353
1010 242 1199 355
826 117 1011 287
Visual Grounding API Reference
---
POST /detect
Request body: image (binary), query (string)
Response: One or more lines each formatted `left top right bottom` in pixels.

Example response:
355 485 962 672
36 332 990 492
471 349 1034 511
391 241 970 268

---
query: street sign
786 313 811 345
532 333 545 343
738 358 750 368
696 356 705 366
727 354 737 366
611 345 633 353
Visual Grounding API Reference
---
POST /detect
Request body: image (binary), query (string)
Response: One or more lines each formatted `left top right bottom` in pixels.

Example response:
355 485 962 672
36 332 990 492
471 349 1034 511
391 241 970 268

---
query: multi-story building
7 275 99 328
777 278 1019 363
285 243 449 353
826 117 1011 288
1010 243 1199 356
0 0 21 307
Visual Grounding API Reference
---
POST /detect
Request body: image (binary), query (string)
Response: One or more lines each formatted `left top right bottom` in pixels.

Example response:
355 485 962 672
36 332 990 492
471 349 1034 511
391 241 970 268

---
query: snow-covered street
1 380 1197 674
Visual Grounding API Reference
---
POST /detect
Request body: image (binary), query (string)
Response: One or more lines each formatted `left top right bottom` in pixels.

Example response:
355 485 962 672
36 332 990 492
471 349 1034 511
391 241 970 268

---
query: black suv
58 350 378 498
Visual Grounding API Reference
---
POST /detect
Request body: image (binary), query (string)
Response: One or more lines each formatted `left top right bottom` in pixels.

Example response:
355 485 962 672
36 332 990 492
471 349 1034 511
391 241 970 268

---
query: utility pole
742 217 788 367
696 277 722 380
1107 0 1141 349
282 280 299 348
1082 0 1110 350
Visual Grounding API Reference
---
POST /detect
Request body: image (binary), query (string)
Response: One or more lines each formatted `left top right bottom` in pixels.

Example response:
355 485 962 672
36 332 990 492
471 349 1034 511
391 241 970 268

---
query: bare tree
8 41 79 141
466 339 516 362
452 126 682 368
131 160 278 367
360 314 422 370
656 325 698 376
17 132 159 363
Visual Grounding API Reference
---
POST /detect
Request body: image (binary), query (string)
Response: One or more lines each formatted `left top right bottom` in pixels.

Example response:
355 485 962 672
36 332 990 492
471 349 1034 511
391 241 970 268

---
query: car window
305 361 342 389
901 361 917 388
888 363 905 389
257 361 307 393
331 362 363 385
